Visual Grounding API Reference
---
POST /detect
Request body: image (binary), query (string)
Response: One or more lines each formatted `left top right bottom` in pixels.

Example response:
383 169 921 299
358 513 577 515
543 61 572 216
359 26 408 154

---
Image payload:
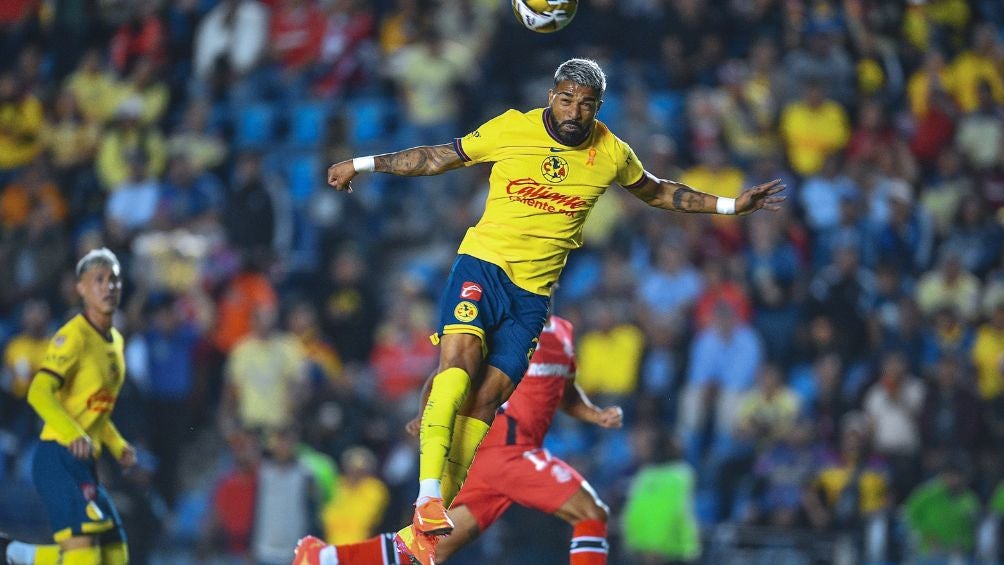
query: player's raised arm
327 144 465 192
560 379 623 429
624 172 786 215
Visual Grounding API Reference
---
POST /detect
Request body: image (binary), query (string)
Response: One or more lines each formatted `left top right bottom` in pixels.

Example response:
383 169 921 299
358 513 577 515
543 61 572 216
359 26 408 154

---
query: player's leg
554 485 610 565
295 532 406 565
1 536 60 565
5 537 102 565
418 256 497 522
415 332 482 535
439 366 512 505
28 442 115 565
433 506 480 563
59 537 102 565
97 491 129 565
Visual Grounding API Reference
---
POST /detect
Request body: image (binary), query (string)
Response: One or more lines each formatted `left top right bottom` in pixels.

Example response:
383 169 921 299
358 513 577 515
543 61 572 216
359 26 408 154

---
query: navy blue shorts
435 255 550 384
32 441 126 543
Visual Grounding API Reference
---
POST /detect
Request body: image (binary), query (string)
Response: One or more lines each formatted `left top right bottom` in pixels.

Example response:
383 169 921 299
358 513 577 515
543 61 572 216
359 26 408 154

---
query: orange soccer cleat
412 497 454 537
292 535 328 565
394 525 438 565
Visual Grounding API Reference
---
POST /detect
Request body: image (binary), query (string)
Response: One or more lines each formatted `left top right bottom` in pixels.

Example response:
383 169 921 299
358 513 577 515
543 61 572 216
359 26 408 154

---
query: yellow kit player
5 248 135 565
326 58 785 562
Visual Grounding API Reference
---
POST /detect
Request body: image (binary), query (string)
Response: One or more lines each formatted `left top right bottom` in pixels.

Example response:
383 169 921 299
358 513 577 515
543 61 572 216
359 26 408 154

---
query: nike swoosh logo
550 147 568 152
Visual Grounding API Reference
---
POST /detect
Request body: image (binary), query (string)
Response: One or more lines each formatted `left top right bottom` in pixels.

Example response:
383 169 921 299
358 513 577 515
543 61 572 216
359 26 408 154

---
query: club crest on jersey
460 281 483 301
540 155 569 183
454 301 478 323
54 334 66 347
86 501 105 521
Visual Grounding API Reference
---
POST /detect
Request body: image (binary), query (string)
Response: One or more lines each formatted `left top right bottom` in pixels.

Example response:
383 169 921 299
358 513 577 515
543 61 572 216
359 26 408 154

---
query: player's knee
438 334 484 375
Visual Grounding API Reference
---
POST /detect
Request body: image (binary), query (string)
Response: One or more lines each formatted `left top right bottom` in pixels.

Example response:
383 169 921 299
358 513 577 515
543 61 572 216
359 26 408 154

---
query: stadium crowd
1 0 1004 563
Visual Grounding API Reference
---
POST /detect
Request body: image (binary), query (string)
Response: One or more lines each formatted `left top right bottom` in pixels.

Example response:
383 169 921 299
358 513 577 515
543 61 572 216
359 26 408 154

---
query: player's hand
405 416 421 437
68 436 94 459
597 406 623 429
735 178 786 215
326 160 358 193
118 444 137 469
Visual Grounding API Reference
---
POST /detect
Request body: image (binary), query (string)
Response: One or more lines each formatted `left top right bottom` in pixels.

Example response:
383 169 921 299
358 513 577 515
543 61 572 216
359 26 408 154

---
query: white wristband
352 156 375 173
716 196 736 215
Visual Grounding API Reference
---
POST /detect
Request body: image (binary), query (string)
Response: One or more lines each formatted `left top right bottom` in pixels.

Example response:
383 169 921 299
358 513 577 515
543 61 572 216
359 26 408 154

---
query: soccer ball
511 0 578 33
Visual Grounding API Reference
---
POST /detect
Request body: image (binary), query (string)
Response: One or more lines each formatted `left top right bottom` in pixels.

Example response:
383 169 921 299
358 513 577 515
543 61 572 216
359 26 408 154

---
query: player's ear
548 89 554 104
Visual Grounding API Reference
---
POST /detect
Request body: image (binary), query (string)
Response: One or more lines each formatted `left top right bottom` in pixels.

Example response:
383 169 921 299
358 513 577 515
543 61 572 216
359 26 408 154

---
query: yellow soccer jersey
36 314 126 452
453 108 645 295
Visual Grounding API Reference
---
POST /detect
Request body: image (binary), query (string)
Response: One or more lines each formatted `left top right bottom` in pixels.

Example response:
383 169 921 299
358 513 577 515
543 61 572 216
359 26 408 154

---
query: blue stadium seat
648 90 684 136
285 153 321 205
597 92 623 131
288 101 329 148
235 103 277 149
346 96 391 145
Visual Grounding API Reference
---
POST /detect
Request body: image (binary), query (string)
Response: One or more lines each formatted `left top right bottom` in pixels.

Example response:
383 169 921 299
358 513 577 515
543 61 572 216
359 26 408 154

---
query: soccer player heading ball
326 57 784 563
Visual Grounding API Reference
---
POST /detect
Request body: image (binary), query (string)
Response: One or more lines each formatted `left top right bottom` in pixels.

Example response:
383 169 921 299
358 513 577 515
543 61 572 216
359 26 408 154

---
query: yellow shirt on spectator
42 119 100 169
322 476 390 545
816 464 888 515
972 323 1004 399
680 165 745 199
96 127 167 190
575 324 645 396
122 83 170 126
4 334 48 398
65 70 122 124
225 335 305 430
950 51 1004 113
907 69 956 117
779 100 849 176
0 96 44 170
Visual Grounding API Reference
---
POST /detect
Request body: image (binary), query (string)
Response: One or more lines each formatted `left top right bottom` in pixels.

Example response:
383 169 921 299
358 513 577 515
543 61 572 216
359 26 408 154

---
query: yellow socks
102 542 129 565
20 544 59 565
441 415 490 505
418 368 471 498
61 546 101 565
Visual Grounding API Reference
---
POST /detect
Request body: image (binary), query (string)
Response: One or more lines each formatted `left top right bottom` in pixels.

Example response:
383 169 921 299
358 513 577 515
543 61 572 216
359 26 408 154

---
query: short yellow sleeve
39 327 82 383
614 139 645 188
453 110 518 165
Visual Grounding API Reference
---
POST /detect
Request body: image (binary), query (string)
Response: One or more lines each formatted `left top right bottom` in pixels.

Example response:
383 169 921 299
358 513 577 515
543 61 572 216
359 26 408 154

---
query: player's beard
549 115 590 146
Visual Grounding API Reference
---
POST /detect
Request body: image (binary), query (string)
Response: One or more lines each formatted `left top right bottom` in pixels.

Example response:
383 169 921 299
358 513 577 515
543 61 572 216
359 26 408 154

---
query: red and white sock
569 519 607 565
335 533 409 565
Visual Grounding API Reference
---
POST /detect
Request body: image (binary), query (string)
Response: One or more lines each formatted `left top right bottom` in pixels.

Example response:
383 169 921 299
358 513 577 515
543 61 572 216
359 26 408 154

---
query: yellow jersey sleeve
613 137 645 188
39 325 83 383
98 420 129 459
27 372 88 443
453 110 521 165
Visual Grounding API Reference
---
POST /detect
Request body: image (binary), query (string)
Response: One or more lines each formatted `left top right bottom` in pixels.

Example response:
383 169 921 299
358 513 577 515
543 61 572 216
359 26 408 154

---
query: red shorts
450 446 585 531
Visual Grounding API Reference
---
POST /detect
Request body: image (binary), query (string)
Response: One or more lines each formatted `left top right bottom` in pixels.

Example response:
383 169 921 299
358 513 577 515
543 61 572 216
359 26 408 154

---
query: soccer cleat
292 535 330 565
394 526 437 565
412 497 454 536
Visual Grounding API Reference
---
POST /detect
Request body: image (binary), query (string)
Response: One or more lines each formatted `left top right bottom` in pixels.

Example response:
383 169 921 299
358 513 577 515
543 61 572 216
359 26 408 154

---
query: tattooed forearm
670 185 713 212
374 144 463 176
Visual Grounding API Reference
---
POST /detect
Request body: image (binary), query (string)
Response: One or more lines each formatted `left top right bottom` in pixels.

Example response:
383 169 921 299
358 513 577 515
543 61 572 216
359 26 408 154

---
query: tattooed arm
327 144 463 192
623 171 785 215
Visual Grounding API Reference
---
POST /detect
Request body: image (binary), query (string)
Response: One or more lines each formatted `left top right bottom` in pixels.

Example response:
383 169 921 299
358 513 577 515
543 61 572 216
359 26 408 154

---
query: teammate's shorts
434 254 549 384
32 441 126 543
450 446 584 531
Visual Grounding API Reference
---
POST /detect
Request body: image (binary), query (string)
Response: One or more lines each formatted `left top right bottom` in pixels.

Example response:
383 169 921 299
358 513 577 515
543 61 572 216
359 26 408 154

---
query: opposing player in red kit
294 315 622 565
